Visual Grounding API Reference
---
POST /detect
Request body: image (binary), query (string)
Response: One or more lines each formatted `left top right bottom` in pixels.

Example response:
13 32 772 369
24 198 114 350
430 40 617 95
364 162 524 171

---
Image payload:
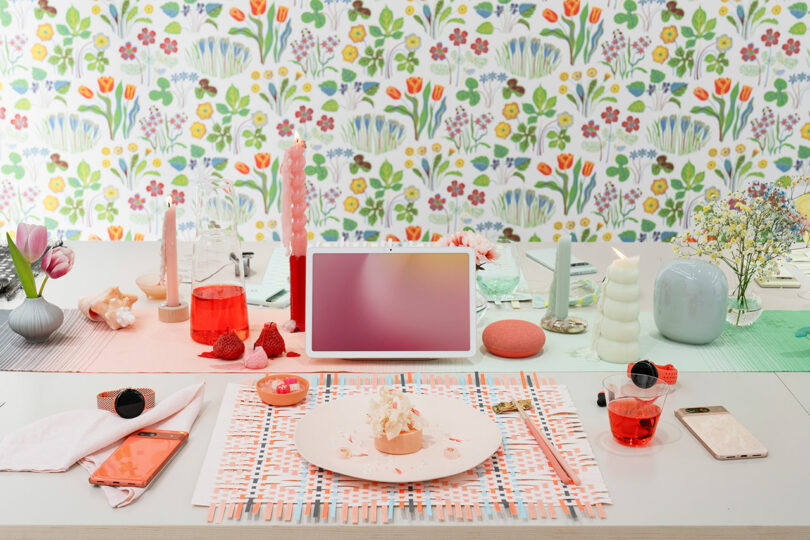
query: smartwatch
97 388 155 419
627 360 678 387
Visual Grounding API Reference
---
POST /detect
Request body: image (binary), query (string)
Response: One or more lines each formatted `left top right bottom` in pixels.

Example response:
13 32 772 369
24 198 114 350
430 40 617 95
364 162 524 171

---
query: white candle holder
541 314 588 334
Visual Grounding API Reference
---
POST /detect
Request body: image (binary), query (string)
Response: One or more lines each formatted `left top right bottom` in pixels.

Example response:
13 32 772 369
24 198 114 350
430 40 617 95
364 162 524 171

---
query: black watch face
115 389 146 419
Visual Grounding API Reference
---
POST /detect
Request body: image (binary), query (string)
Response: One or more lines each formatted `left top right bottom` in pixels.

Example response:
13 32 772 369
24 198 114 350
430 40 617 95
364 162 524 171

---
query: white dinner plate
294 394 502 483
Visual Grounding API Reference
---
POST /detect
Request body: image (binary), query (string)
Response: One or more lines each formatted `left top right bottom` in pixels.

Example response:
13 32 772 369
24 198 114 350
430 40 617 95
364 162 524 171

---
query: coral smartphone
675 406 767 460
89 429 188 488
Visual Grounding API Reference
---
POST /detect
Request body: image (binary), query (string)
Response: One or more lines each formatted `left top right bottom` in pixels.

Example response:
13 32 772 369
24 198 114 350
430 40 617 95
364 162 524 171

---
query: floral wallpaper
1 0 810 244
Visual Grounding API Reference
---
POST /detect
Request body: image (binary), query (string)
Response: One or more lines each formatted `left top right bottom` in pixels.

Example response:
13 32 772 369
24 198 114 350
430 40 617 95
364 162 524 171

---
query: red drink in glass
190 284 249 345
608 398 662 447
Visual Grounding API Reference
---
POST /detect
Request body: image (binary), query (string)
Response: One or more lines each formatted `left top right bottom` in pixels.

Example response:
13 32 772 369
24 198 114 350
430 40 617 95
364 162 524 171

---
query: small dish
256 374 309 406
135 273 166 300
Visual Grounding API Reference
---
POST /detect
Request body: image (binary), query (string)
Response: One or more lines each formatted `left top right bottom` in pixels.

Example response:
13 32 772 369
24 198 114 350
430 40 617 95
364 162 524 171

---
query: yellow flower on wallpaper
660 26 678 43
706 188 720 201
580 217 590 226
557 113 573 127
458 4 467 14
643 197 659 213
196 103 213 120
405 186 420 201
252 112 267 126
432 143 442 152
342 45 358 62
652 46 668 63
455 158 464 167
602 232 612 241
49 177 65 193
502 103 519 120
651 179 668 195
405 5 415 15
405 34 420 50
190 122 206 138
716 35 732 51
94 33 109 49
553 222 563 230
105 186 119 201
92 5 101 14
350 177 367 194
344 196 359 212
31 44 47 61
279 67 288 76
43 196 59 211
801 123 810 140
495 122 511 138
36 24 53 41
349 25 366 43
404 159 413 168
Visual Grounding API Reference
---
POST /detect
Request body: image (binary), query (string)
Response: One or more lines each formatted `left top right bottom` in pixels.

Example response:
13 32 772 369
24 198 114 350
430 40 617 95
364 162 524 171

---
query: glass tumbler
476 243 521 302
190 180 249 345
603 374 669 447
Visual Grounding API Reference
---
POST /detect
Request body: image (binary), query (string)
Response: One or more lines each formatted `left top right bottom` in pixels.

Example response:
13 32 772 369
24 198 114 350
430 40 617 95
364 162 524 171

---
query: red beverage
190 284 249 345
607 398 662 447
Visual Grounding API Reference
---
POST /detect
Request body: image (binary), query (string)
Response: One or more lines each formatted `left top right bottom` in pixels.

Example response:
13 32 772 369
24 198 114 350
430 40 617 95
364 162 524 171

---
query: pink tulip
40 247 74 279
15 223 48 263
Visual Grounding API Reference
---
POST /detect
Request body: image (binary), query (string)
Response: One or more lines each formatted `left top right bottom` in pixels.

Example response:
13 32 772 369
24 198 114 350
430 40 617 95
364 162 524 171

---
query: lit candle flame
294 131 306 148
165 195 172 208
611 247 626 259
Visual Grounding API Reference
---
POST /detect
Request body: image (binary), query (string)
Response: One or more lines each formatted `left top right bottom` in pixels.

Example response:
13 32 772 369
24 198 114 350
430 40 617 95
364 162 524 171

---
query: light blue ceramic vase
653 259 728 345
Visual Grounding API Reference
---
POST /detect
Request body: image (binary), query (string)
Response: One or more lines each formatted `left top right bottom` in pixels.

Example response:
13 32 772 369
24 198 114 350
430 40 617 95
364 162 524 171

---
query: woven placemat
192 372 611 523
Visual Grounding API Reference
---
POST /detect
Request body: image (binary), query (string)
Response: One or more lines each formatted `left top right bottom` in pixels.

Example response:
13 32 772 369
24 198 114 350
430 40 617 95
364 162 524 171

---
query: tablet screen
309 251 472 355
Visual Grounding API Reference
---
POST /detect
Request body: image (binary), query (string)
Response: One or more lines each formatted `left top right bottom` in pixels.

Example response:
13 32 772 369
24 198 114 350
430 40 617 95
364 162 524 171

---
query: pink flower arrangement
7 223 75 298
434 230 498 269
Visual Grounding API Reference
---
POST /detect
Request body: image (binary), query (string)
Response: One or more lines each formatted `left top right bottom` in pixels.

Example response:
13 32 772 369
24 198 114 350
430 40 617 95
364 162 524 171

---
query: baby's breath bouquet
675 182 808 325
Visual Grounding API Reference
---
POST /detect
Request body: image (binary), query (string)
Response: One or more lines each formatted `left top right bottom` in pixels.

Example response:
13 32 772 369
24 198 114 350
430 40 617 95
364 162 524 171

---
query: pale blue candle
553 235 571 319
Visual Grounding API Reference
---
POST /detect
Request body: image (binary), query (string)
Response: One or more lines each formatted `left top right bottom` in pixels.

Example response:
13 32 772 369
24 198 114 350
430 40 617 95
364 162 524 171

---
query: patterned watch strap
96 388 156 413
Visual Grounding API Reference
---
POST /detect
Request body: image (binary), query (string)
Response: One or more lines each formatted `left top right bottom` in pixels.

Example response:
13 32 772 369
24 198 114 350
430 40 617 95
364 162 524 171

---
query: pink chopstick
512 399 580 486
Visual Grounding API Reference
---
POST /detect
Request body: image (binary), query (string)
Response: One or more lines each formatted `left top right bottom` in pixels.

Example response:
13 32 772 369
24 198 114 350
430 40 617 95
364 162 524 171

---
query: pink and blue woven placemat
191 371 611 523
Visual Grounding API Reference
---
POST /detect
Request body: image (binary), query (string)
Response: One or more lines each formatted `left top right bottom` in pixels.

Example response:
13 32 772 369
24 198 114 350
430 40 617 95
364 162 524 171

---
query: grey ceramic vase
654 259 728 345
7 296 64 343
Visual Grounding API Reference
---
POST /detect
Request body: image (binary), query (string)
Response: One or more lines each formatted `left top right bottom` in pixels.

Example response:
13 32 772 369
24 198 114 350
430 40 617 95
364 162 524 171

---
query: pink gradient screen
310 252 471 352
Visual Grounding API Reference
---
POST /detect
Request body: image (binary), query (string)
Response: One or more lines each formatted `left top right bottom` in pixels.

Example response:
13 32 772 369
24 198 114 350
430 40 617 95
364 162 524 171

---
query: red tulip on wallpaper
430 233 442 242
124 84 135 100
588 7 602 23
431 84 445 101
276 6 289 23
542 8 558 22
714 77 731 95
693 87 709 100
537 162 552 175
740 85 753 101
582 161 595 176
557 153 574 170
405 225 422 241
235 161 250 174
386 86 402 99
250 0 266 16
107 226 123 241
97 77 114 94
406 76 423 94
230 7 246 21
254 152 271 169
78 85 93 98
563 0 580 17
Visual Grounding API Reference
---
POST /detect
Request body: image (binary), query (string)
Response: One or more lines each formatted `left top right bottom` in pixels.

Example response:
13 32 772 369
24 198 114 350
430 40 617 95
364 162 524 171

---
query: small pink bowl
256 374 309 407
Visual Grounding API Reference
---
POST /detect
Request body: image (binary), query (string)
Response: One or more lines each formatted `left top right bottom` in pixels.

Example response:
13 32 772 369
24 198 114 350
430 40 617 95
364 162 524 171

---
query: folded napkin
0 382 204 508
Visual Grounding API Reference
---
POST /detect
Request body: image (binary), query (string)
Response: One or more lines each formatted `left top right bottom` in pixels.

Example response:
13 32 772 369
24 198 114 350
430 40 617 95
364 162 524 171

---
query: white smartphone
675 406 767 460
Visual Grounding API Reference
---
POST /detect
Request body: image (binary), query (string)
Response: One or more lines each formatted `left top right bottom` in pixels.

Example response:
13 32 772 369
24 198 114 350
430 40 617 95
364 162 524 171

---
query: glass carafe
190 180 249 345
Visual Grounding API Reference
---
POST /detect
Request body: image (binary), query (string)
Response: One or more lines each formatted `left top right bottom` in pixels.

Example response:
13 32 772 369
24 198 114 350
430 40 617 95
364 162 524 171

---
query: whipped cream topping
367 387 425 440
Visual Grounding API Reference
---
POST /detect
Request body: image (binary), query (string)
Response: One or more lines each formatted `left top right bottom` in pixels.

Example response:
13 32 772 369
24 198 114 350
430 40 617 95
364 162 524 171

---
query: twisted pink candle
280 137 307 256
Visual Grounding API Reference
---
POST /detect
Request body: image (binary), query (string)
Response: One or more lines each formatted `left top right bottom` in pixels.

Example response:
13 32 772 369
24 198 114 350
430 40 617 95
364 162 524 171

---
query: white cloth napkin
0 382 204 508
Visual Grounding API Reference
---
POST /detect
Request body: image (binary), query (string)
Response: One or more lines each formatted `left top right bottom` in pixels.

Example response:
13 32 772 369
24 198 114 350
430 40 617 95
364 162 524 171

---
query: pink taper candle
162 197 179 307
281 135 308 257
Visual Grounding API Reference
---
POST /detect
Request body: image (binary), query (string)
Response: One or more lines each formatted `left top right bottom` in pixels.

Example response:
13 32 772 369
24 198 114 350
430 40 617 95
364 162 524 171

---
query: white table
0 372 808 539
1 242 809 539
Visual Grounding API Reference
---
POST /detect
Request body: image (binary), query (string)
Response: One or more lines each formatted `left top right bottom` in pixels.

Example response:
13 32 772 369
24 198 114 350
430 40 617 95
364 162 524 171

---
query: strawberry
254 322 286 357
199 329 244 360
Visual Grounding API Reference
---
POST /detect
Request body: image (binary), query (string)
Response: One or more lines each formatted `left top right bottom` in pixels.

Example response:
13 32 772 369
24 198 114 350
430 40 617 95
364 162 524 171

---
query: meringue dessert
368 387 425 455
